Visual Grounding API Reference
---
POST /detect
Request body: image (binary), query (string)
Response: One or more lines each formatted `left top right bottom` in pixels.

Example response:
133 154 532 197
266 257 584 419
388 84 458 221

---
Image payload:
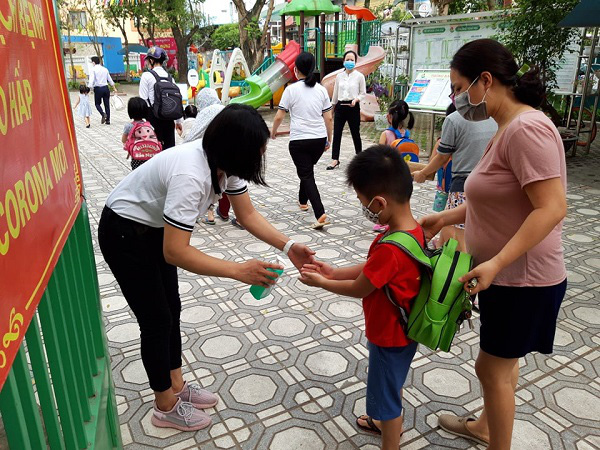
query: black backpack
150 70 183 120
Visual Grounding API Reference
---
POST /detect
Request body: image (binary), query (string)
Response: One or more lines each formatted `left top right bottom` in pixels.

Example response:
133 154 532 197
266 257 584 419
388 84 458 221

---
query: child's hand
412 170 427 183
299 270 326 287
301 260 335 279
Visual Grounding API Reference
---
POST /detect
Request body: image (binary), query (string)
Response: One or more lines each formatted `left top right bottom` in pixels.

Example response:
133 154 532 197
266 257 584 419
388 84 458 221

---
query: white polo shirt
139 67 170 106
278 80 332 141
106 140 247 232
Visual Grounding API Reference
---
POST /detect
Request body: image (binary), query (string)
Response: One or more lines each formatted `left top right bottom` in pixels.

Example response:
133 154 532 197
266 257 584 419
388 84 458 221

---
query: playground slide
321 46 386 122
230 41 301 109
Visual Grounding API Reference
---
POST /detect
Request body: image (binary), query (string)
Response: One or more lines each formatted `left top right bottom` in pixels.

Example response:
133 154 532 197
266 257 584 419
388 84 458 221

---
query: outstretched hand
299 270 326 287
301 260 335 279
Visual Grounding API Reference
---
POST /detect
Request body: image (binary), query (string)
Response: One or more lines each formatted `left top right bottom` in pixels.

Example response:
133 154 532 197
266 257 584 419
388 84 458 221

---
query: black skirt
478 279 567 359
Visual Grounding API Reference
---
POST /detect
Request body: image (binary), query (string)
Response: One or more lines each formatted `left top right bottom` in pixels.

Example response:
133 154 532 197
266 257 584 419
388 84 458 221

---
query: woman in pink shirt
421 39 567 449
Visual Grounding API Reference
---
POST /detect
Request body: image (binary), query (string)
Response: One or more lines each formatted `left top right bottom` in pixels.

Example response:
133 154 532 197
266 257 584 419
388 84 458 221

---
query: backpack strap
377 231 431 331
386 127 403 139
379 231 432 270
149 69 173 82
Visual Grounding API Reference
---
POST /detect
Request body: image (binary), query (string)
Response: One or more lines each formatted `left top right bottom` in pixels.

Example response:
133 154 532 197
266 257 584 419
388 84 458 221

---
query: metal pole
300 11 305 50
392 25 400 89
576 27 597 153
320 13 326 80
357 18 362 55
566 27 586 130
584 27 599 155
281 14 286 49
334 12 339 55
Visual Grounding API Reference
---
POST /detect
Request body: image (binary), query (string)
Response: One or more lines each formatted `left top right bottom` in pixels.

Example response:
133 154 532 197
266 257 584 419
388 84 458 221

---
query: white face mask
361 198 382 224
455 76 490 122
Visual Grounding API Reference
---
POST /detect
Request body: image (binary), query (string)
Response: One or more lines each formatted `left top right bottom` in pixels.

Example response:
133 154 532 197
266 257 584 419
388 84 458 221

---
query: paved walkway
73 93 600 450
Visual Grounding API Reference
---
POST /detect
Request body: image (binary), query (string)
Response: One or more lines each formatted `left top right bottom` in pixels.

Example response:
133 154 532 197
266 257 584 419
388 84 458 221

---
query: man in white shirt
88 56 117 125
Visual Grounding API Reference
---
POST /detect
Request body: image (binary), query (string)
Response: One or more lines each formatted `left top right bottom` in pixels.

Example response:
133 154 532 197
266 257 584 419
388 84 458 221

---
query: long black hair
295 52 318 88
450 39 545 108
388 100 414 130
203 104 270 194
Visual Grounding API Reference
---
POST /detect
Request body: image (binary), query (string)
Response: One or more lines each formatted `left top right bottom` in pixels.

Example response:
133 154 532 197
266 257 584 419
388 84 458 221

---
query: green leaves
500 0 580 90
211 23 240 50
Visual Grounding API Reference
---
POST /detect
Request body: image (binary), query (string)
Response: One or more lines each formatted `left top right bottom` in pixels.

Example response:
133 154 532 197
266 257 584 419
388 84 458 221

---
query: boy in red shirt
300 145 423 450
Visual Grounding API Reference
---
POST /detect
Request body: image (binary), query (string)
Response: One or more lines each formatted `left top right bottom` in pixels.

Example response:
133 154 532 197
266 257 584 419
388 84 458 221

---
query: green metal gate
0 203 122 449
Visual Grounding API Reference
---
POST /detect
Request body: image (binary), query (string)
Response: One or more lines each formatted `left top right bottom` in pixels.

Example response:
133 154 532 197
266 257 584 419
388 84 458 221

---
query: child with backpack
373 101 418 233
73 85 92 128
300 145 423 450
122 97 162 170
379 100 415 150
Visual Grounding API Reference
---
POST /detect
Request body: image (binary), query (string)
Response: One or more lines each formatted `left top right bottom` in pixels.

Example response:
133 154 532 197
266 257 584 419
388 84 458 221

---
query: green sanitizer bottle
249 258 284 300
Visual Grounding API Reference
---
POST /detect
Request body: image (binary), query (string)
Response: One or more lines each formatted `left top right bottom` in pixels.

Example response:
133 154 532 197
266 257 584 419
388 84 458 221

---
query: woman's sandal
326 161 340 170
201 217 216 225
311 215 330 230
299 203 309 211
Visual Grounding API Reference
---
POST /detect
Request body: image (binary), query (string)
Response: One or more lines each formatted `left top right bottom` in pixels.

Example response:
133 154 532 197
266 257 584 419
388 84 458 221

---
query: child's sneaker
151 398 212 431
175 381 219 409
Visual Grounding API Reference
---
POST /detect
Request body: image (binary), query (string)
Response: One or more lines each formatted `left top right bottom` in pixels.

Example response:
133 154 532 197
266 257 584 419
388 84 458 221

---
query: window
69 11 87 29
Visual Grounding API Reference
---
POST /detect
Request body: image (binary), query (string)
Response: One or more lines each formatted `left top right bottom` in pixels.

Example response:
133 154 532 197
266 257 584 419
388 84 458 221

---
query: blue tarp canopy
559 0 600 28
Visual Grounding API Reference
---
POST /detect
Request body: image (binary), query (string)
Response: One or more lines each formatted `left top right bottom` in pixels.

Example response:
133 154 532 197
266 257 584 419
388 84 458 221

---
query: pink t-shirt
464 110 566 287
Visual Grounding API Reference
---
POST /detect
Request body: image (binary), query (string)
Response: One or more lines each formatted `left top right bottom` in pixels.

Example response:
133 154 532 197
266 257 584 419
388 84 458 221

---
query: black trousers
148 108 176 149
289 138 327 220
332 103 362 160
93 85 111 122
98 207 181 392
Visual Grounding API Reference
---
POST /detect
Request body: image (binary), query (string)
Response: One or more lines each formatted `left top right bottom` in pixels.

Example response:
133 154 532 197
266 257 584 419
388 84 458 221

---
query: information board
405 70 452 111
410 19 579 93
0 0 83 389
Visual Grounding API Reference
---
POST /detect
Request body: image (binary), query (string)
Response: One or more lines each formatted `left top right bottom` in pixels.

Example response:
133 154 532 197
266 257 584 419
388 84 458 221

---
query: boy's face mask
362 197 384 224
455 76 490 122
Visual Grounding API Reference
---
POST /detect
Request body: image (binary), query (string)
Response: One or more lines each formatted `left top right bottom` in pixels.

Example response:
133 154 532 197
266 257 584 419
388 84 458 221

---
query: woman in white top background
271 52 334 229
328 50 366 170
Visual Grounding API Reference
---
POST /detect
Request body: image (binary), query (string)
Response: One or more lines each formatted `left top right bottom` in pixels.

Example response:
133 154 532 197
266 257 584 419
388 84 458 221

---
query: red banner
0 0 83 389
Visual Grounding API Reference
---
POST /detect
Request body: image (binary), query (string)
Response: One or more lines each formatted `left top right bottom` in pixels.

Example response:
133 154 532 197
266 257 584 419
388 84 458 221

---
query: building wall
62 35 124 75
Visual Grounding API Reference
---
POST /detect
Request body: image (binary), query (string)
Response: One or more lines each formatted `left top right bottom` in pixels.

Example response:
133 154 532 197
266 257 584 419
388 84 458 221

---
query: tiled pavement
73 93 600 450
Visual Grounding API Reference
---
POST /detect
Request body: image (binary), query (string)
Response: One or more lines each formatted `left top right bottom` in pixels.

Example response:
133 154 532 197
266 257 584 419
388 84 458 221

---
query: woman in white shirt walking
328 50 366 170
271 52 333 229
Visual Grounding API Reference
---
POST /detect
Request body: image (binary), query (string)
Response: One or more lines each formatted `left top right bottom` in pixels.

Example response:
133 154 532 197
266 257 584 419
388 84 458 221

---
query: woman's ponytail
513 66 545 108
295 52 318 88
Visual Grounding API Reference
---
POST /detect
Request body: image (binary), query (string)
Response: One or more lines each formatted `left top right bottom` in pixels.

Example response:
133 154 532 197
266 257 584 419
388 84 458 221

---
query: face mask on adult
344 61 356 70
455 76 490 122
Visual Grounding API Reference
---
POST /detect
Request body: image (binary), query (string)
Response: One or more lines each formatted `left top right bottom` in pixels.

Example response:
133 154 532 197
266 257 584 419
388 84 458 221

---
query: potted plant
372 82 392 130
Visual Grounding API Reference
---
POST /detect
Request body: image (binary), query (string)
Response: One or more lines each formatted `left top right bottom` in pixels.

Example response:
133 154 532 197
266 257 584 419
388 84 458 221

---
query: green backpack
379 232 473 352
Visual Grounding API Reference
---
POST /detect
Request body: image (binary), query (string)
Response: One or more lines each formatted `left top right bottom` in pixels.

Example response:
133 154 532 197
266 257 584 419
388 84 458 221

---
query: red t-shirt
362 225 424 347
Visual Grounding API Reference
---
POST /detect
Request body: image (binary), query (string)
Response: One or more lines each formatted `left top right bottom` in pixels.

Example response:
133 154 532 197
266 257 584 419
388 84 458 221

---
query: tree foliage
211 24 240 50
230 0 275 71
500 0 579 90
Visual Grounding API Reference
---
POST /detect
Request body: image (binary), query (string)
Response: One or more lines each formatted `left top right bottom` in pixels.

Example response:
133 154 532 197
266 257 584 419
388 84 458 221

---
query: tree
230 0 275 71
500 0 579 123
57 0 80 84
103 3 132 81
81 0 106 62
153 0 210 82
130 0 158 46
211 24 240 50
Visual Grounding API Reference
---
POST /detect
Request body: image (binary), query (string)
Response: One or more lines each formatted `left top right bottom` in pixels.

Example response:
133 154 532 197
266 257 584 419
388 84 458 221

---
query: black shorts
478 279 567 359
